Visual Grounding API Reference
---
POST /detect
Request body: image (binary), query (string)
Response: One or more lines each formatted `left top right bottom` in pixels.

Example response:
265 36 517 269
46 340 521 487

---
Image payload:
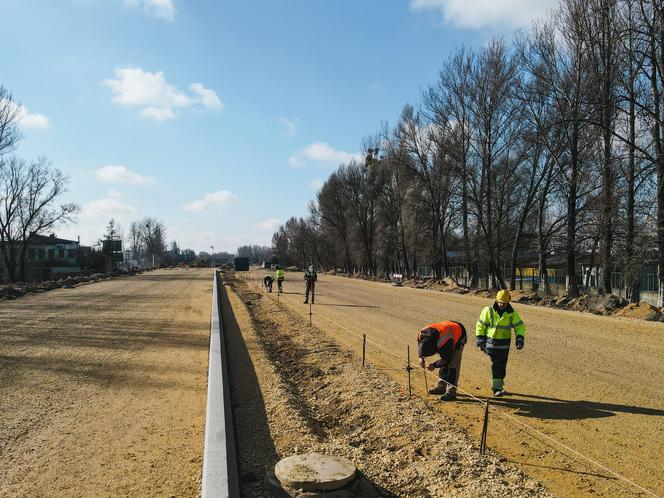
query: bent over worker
417 320 467 401
475 290 525 397
263 274 274 293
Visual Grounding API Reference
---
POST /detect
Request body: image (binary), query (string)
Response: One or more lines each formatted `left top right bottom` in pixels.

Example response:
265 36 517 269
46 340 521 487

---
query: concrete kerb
201 270 240 498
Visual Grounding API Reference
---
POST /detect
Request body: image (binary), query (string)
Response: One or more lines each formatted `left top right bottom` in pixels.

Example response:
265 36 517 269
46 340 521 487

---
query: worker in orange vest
417 320 467 401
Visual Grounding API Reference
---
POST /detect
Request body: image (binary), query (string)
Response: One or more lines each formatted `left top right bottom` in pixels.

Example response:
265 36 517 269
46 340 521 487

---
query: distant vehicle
234 257 250 271
262 261 272 269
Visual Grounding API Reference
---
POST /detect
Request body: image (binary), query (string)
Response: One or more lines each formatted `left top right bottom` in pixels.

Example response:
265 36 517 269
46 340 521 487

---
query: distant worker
417 320 467 401
263 274 274 293
275 265 285 293
475 290 526 397
303 265 317 304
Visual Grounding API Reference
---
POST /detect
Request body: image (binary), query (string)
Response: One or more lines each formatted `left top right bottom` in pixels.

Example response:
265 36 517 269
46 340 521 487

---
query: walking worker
275 265 285 293
303 265 317 304
475 290 526 397
417 320 467 401
263 274 274 293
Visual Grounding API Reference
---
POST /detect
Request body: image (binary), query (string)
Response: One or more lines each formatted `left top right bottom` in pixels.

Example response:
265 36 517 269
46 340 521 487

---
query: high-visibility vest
275 269 285 280
423 321 465 350
475 305 525 350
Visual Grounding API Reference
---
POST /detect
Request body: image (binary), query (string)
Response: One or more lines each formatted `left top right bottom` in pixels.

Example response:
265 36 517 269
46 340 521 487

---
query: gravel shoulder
0 268 212 497
245 269 664 498
223 272 552 497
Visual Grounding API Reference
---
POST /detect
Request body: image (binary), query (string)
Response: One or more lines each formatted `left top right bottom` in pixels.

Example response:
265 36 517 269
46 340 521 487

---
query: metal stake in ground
362 334 366 367
309 299 312 325
422 367 428 395
480 400 490 455
406 345 413 397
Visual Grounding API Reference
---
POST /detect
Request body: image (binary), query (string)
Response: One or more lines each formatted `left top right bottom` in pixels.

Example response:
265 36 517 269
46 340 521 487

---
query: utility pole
210 245 215 267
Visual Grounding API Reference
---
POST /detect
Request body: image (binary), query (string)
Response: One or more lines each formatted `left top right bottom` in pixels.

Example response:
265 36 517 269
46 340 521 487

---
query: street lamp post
210 245 215 268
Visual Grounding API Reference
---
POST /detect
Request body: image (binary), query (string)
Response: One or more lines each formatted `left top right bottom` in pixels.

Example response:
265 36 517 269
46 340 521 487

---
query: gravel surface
0 268 212 497
243 269 664 498
223 273 553 497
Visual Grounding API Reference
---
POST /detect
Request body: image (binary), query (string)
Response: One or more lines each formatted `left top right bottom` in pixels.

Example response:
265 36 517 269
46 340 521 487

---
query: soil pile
0 268 144 301
614 302 663 321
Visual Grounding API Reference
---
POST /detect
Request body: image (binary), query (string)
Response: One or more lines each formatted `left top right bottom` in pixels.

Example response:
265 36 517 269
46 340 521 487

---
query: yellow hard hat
496 290 511 303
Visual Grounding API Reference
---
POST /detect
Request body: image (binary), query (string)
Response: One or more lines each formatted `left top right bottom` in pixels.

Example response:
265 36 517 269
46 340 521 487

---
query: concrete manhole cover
274 453 357 491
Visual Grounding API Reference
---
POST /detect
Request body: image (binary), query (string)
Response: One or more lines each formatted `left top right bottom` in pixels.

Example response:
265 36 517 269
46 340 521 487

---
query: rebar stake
423 367 429 395
362 334 366 367
309 300 312 325
480 400 490 455
406 345 413 397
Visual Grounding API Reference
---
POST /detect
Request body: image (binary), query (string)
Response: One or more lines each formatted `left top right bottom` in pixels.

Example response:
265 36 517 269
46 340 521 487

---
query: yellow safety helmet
496 289 511 303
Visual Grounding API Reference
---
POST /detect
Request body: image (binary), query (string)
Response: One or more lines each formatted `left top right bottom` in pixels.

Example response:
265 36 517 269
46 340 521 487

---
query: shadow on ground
220 284 279 494
456 392 664 420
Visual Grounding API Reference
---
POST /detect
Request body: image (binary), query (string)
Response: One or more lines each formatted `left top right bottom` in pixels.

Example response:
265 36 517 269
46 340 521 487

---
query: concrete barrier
201 270 240 498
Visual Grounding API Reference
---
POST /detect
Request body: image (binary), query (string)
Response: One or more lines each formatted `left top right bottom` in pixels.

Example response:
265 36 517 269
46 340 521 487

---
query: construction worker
263 274 274 293
475 290 525 397
417 321 467 401
303 265 317 304
275 265 285 293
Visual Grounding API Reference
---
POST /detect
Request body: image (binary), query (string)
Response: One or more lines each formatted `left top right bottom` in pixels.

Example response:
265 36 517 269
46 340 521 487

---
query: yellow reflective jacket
275 269 285 280
475 304 525 350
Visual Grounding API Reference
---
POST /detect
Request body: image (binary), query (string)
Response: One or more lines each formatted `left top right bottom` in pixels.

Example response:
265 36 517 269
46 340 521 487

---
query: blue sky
1 0 556 252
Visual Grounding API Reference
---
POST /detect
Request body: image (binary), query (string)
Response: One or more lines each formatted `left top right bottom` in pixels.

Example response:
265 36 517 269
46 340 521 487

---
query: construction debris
0 268 144 301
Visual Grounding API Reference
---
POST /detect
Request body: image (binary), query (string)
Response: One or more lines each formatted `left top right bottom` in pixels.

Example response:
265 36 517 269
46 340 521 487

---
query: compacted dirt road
0 268 212 497
247 269 664 497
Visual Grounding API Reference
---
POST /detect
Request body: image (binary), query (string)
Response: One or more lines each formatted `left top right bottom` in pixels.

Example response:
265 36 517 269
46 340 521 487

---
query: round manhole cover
274 453 356 491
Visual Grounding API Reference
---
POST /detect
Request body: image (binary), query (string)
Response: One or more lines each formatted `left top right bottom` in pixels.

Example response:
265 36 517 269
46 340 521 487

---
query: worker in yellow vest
475 290 525 397
275 265 285 293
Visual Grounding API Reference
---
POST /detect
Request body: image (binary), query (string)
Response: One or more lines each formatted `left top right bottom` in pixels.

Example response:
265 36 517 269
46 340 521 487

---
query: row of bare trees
0 86 79 281
272 0 664 305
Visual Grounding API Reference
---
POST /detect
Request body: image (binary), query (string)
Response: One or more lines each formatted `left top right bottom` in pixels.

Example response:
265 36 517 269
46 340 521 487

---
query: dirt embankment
222 272 551 497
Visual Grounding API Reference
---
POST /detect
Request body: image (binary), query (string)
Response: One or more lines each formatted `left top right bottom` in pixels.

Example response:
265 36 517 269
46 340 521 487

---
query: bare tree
0 156 78 281
138 217 166 265
0 86 23 157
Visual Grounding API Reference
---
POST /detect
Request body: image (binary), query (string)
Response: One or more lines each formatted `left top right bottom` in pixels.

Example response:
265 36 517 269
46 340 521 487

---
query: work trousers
305 281 315 303
437 345 464 395
487 348 510 390
277 278 284 292
264 279 273 292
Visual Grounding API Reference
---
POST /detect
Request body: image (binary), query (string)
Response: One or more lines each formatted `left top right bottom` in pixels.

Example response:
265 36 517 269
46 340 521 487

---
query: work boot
440 391 457 401
303 300 308 304
428 384 447 395
493 389 505 397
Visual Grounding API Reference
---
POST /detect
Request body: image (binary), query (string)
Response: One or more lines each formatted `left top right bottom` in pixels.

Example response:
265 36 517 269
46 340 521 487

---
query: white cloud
289 142 363 168
410 0 557 29
72 197 137 245
257 218 281 231
309 178 324 190
190 83 223 110
183 190 239 212
102 67 222 121
1 99 51 130
278 117 297 136
84 198 136 218
124 0 175 21
95 165 154 185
